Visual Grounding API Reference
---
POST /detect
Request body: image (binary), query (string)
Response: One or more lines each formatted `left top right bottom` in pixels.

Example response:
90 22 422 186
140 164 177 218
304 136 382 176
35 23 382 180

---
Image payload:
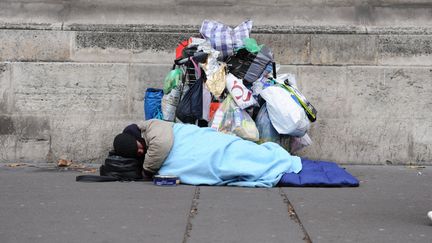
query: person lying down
114 119 302 188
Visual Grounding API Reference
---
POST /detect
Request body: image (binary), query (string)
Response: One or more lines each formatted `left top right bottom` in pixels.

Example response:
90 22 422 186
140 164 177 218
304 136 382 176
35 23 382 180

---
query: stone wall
0 0 431 164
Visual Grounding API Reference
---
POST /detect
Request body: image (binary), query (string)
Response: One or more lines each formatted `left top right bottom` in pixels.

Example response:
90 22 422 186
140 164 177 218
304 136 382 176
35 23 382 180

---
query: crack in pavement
279 188 313 243
182 186 200 243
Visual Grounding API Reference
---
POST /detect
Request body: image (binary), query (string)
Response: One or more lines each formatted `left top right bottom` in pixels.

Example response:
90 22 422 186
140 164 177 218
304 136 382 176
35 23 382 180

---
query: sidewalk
0 165 431 243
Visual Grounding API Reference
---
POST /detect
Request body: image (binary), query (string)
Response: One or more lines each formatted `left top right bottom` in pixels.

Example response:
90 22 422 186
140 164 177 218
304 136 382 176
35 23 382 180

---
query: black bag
227 46 273 83
175 77 203 124
76 154 143 182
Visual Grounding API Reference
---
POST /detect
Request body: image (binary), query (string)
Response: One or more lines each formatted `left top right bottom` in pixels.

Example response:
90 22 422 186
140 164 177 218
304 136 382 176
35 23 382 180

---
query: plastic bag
209 102 221 121
209 95 259 142
205 63 226 98
200 19 253 60
202 85 212 121
290 133 312 153
144 88 164 120
163 68 183 94
260 85 310 137
175 78 203 124
255 103 279 144
226 73 257 109
243 38 263 54
275 73 298 88
161 84 182 121
227 46 273 83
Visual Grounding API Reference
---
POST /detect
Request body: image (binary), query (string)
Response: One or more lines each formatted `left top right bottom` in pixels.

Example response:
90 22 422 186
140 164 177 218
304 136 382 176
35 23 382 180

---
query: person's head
113 133 146 158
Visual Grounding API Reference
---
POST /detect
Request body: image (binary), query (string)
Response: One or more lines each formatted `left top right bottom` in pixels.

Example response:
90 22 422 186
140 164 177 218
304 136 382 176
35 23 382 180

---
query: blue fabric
144 88 164 120
158 123 302 188
278 159 359 187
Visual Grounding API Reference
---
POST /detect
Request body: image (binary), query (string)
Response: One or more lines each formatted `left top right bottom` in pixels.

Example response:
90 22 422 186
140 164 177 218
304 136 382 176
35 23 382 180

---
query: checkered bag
200 19 253 60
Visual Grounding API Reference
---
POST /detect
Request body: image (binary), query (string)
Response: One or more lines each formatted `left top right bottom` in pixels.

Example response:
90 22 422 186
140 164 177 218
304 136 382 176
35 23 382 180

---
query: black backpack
76 152 143 182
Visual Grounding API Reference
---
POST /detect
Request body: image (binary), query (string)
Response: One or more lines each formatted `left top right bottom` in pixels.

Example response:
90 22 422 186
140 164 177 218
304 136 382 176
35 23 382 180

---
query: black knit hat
113 133 138 158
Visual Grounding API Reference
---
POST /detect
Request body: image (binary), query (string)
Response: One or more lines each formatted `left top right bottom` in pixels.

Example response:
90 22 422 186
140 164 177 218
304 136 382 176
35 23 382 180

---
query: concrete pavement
0 165 431 243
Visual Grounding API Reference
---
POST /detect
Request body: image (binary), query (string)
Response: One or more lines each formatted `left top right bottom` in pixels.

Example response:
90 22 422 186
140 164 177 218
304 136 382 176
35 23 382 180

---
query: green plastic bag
243 38 263 54
163 68 183 94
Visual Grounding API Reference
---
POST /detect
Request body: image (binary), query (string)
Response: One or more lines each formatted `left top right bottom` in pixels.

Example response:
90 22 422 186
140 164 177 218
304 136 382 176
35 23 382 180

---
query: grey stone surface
128 64 170 119
378 35 432 65
1 62 168 163
285 165 432 243
253 33 311 65
11 62 129 115
188 187 307 243
0 167 195 243
0 63 11 114
293 65 432 164
2 0 432 28
72 32 192 63
0 28 430 66
296 66 432 120
299 117 414 165
0 30 71 62
311 34 378 65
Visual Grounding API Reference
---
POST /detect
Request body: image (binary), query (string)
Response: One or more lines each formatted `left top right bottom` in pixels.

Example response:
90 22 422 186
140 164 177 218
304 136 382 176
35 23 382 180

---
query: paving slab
0 167 195 243
187 187 308 243
284 166 432 243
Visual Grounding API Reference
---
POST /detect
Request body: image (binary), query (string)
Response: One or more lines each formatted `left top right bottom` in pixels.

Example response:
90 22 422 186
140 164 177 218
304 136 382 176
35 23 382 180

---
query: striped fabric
200 19 253 59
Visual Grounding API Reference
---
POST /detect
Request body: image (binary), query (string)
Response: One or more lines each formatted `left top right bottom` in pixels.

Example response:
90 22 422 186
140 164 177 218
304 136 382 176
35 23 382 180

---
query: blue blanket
278 159 359 187
158 123 302 188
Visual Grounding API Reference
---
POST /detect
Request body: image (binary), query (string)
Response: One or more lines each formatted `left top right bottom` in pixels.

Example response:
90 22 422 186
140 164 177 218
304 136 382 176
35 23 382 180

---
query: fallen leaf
57 159 72 167
6 163 30 167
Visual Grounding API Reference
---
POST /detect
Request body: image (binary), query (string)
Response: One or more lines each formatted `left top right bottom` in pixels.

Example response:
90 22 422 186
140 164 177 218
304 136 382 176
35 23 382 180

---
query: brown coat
137 119 174 174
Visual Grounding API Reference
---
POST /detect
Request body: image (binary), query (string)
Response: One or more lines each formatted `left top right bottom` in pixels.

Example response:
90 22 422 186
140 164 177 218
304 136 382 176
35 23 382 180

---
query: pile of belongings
158 19 317 153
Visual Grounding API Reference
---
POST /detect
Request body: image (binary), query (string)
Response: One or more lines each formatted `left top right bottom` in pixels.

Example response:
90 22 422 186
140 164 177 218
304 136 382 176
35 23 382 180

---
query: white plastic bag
260 85 310 136
226 73 257 109
161 86 181 122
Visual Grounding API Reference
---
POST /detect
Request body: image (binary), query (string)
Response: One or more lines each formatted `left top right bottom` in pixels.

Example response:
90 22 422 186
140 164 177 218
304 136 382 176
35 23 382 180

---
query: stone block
128 64 171 119
289 65 432 164
310 34 377 65
11 62 130 116
297 117 415 165
294 66 432 120
72 32 194 63
0 30 71 61
0 63 11 114
48 116 124 163
0 115 51 163
296 66 348 120
378 35 432 65
0 135 16 163
0 1 64 25
412 120 432 164
347 67 432 120
48 114 153 163
253 34 310 64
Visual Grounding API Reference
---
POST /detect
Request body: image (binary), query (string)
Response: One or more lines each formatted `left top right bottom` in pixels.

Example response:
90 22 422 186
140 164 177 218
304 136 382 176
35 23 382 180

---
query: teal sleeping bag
158 123 302 188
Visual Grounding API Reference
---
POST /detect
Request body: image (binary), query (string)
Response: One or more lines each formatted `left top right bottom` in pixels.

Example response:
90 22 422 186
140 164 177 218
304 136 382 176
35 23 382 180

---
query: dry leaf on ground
57 159 72 167
6 163 30 168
